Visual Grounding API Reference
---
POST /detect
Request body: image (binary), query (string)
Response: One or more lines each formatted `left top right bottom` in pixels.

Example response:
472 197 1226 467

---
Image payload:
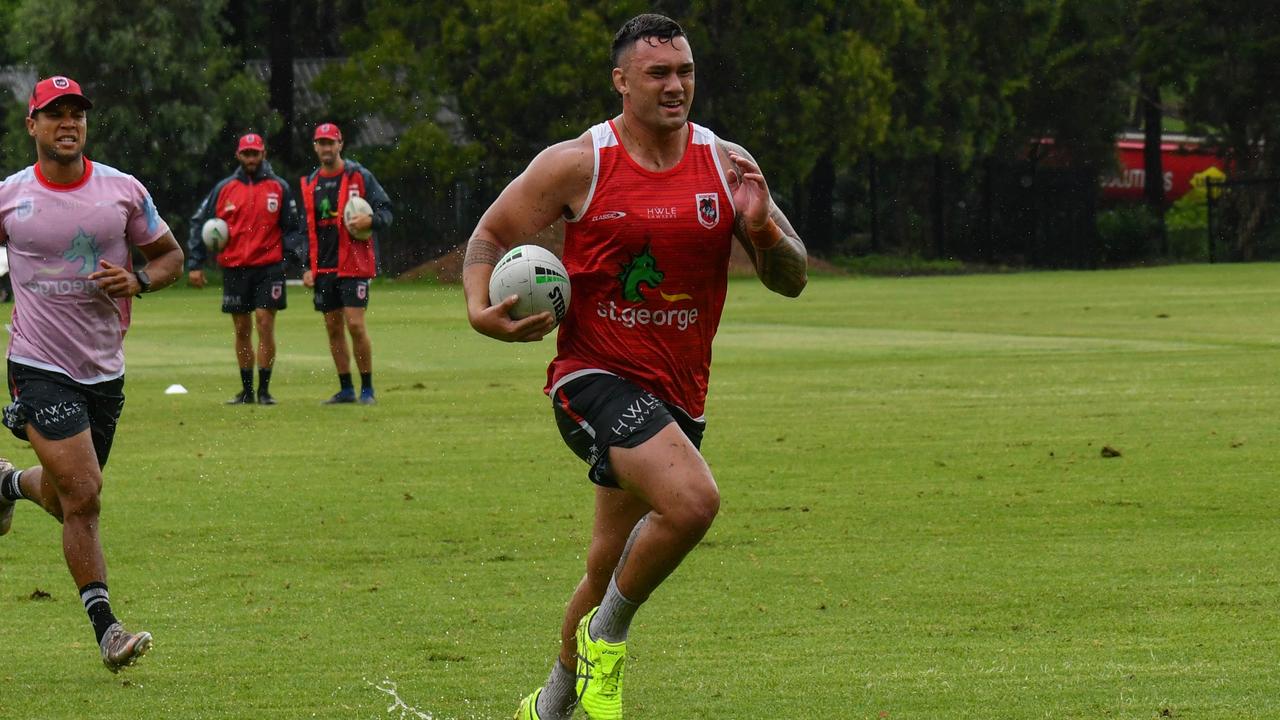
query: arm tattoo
735 210 808 298
464 235 504 268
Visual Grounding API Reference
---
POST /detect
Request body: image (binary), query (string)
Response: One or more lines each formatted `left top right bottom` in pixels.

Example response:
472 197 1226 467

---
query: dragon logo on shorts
617 245 665 302
63 228 102 275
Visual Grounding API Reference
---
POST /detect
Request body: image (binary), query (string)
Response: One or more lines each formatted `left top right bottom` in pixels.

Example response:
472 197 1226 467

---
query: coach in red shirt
188 133 304 405
298 123 393 405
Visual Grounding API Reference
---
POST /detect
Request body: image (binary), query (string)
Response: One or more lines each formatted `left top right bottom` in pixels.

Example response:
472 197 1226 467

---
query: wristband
747 217 784 250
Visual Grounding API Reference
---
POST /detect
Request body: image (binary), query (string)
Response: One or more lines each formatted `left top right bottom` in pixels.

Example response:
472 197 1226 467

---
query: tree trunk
1140 78 1166 254
806 154 835 256
868 156 881 254
932 154 946 258
269 0 295 165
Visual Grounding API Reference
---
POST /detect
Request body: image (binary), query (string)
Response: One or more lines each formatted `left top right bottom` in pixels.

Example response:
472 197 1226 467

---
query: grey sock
589 574 641 643
535 659 577 720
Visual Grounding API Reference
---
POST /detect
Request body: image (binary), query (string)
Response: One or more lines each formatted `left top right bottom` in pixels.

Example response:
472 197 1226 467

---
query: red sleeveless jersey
546 120 736 419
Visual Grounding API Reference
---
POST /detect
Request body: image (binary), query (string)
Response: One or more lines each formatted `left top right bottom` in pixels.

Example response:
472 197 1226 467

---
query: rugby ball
201 218 229 253
488 245 571 325
343 196 374 240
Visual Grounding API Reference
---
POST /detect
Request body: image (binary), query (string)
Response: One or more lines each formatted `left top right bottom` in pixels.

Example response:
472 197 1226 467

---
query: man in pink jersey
462 15 808 720
0 76 184 672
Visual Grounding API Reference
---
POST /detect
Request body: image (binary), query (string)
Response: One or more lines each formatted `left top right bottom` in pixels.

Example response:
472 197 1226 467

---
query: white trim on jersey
566 123 613 223
549 367 706 423
549 367 615 399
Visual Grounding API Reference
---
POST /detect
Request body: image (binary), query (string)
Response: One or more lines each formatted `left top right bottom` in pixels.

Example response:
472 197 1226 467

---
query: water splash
367 678 435 720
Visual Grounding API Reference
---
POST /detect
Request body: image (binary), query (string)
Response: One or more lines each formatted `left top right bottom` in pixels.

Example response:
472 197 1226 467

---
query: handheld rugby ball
343 196 374 240
201 218 229 253
488 245 571 325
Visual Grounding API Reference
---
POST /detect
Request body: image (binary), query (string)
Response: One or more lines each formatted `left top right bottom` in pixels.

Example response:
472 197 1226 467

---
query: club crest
267 193 280 213
14 197 33 221
696 193 719 229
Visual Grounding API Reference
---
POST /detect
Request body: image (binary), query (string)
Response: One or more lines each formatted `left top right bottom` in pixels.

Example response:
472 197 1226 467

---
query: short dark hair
611 14 686 68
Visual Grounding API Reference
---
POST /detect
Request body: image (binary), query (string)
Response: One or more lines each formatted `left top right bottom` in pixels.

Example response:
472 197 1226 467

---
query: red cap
314 123 342 141
28 76 93 116
237 133 265 153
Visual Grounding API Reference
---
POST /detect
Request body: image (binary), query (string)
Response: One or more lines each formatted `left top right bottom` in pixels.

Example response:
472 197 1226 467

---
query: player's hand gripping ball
201 218 229 253
343 196 374 240
488 245 571 326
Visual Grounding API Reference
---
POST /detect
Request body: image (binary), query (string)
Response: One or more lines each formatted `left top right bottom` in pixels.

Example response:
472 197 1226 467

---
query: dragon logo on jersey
618 245 665 302
696 193 719 229
318 196 338 219
63 228 102 275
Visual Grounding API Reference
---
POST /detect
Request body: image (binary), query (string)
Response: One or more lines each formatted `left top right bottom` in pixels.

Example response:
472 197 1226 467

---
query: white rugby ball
343 196 374 240
488 245 571 325
201 217 229 253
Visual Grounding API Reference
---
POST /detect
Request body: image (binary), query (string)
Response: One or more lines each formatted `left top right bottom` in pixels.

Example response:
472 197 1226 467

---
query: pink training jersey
547 121 736 419
0 158 170 383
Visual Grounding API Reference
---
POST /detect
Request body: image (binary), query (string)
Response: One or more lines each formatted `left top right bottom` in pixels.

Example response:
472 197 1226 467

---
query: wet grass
2 264 1279 718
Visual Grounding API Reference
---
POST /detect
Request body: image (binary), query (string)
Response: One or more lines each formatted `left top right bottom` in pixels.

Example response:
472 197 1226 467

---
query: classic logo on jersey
223 202 237 214
267 193 280 213
696 193 719 229
63 228 102 275
14 197 33 221
617 245 664 302
589 211 626 222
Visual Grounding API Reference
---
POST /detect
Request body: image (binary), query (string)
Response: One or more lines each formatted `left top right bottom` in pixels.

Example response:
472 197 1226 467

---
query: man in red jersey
298 123 393 405
462 14 808 720
188 133 304 405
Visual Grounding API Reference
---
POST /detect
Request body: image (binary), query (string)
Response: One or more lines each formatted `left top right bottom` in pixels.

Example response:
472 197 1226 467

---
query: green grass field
2 264 1279 719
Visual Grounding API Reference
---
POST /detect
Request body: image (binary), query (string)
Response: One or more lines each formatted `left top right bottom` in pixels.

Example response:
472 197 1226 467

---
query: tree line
1 0 1277 271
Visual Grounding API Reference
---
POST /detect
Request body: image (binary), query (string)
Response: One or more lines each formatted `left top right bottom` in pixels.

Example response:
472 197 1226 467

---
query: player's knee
671 482 719 537
58 483 101 520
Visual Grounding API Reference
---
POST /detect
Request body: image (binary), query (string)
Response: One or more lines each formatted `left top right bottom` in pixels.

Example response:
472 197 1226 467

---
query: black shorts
313 273 370 312
551 373 705 488
222 263 287 314
3 361 125 469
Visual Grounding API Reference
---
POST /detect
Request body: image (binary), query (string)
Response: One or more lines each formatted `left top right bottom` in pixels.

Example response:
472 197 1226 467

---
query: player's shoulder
0 165 35 189
529 131 595 183
708 129 752 165
90 160 151 193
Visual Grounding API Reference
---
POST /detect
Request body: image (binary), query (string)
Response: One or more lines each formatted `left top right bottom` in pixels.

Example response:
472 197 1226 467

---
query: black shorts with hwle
3 361 125 469
551 372 705 488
